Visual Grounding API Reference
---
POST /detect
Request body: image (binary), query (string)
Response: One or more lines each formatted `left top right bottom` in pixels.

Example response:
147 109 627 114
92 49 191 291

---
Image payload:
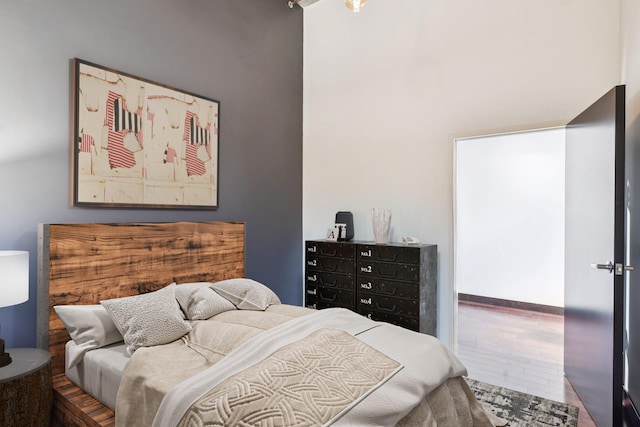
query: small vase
372 208 391 244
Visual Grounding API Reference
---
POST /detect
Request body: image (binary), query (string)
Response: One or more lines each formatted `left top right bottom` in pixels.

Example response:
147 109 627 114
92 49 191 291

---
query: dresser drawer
357 260 420 282
357 291 419 317
306 286 354 308
358 244 420 265
306 271 354 290
356 277 419 300
307 256 355 274
358 309 419 332
306 300 353 311
306 241 355 259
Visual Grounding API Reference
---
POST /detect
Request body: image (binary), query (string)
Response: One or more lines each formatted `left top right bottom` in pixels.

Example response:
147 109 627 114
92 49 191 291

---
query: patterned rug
466 378 579 427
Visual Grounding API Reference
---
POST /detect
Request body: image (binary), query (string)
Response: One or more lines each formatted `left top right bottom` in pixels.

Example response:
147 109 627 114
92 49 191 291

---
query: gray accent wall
0 0 303 348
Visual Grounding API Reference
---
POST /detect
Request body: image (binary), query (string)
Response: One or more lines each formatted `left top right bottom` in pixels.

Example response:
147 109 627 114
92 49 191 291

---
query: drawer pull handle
378 254 398 262
377 286 397 296
322 279 338 286
321 249 337 256
319 291 337 302
376 302 397 313
320 262 338 273
377 270 398 279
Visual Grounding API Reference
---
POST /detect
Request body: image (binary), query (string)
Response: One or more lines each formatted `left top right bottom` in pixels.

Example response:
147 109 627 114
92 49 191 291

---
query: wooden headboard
40 221 245 376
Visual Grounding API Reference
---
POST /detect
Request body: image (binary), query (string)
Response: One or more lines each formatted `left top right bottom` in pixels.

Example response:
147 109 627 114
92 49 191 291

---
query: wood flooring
456 301 596 427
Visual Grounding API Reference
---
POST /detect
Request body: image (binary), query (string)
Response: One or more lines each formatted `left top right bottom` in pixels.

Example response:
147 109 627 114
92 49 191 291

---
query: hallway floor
456 301 596 427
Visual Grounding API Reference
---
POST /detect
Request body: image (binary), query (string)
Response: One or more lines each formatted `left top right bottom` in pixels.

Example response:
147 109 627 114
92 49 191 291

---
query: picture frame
71 58 220 209
326 227 340 241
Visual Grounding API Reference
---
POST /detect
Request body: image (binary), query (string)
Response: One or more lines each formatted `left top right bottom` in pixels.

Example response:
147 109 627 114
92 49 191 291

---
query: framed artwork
71 58 219 209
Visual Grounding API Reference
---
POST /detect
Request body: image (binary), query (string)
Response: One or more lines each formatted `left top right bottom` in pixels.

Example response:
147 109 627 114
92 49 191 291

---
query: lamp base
0 338 12 368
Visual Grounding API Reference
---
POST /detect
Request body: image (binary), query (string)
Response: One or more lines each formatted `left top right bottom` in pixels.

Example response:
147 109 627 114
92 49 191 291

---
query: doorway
453 127 597 423
454 86 640 426
454 128 566 308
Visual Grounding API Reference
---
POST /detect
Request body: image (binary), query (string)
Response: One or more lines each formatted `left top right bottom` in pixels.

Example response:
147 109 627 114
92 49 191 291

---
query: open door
625 88 640 424
564 85 625 427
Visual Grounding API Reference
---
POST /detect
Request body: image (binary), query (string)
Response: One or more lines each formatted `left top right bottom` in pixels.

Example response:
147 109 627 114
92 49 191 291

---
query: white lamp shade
0 251 29 307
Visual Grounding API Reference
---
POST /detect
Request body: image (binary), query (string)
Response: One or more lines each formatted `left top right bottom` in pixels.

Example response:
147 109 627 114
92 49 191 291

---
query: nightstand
0 348 52 426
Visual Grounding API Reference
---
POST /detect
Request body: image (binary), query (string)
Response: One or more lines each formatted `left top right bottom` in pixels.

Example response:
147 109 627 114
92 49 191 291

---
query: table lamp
0 251 29 368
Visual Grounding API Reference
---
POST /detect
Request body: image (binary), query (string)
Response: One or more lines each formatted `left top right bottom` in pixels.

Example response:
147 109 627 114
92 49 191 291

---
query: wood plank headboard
39 221 245 376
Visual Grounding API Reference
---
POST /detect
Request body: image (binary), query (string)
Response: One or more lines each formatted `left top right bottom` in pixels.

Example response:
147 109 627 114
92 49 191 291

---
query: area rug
466 378 579 427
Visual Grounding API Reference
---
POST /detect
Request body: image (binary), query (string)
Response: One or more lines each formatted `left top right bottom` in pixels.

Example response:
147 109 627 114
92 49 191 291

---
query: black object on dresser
305 240 437 335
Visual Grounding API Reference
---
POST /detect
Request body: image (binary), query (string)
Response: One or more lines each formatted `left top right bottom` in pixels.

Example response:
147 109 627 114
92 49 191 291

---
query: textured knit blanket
174 327 401 426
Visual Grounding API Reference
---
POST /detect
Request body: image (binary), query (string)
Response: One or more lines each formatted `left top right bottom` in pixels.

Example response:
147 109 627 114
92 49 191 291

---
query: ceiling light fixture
345 0 367 12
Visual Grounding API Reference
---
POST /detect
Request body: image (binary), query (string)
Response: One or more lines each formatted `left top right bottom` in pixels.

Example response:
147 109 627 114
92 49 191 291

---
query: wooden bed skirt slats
52 374 115 427
43 221 246 377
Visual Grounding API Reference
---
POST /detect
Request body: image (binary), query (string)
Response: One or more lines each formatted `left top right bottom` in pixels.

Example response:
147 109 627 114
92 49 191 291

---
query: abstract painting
72 58 219 208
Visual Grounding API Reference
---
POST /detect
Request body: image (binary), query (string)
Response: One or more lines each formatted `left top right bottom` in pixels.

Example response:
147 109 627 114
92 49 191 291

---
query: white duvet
151 308 467 427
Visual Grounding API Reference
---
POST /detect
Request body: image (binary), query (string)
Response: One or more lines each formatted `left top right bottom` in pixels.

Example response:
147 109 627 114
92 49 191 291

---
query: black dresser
305 240 437 335
305 241 356 310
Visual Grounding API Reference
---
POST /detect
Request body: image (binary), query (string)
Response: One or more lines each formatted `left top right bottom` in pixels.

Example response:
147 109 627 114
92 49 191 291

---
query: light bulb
345 0 367 12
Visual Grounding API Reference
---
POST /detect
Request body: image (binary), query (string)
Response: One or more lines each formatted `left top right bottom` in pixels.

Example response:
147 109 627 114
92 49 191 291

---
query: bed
40 221 495 426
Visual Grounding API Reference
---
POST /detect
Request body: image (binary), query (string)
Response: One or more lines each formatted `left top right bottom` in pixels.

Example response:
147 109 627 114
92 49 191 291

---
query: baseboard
458 293 564 316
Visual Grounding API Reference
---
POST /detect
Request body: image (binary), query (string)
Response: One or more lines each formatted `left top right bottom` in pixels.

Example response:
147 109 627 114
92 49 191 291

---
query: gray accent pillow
210 278 281 311
54 304 123 368
175 282 236 320
101 283 191 355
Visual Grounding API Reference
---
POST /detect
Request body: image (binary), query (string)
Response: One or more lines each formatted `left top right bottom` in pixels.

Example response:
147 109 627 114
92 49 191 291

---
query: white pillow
101 283 192 355
175 282 236 320
54 304 123 368
210 278 281 311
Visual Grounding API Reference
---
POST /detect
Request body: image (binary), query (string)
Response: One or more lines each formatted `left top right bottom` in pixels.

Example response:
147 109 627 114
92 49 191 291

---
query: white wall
456 129 565 307
303 0 620 347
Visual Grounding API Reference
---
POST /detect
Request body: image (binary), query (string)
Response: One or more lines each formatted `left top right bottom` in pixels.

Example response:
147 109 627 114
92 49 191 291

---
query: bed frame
39 221 245 426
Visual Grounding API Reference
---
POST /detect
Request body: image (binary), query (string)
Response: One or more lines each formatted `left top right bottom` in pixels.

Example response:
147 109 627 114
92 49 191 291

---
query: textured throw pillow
210 278 281 311
54 304 124 368
175 282 236 320
174 281 208 311
101 283 192 355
